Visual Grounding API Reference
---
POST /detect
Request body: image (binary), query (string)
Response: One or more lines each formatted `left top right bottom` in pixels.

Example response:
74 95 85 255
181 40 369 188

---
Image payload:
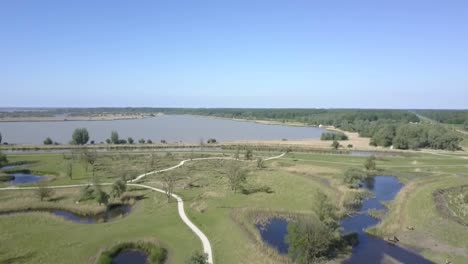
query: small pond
8 173 46 184
112 249 148 264
1 204 131 224
256 176 433 263
256 218 289 255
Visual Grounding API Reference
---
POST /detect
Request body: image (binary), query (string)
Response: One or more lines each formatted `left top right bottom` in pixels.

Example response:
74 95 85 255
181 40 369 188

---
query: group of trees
320 132 348 141
286 191 343 263
415 110 468 125
69 128 156 145
369 123 462 150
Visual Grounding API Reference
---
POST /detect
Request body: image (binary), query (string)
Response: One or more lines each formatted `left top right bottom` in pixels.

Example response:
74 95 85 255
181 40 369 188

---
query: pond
1 204 131 223
111 249 148 264
0 115 325 144
256 176 433 263
7 173 46 184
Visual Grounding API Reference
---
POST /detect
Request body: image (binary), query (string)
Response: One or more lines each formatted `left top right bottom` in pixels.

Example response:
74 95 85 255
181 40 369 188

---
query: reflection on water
112 250 148 264
9 173 45 184
256 176 433 263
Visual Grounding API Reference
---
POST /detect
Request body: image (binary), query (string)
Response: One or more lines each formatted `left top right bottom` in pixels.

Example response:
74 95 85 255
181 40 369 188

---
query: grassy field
1 149 468 263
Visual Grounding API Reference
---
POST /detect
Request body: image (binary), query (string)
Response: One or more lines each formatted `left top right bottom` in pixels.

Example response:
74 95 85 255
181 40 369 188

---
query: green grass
0 189 199 263
1 150 468 263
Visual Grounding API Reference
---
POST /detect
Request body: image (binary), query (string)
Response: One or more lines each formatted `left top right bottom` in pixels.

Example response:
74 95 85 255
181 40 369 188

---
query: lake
0 115 325 145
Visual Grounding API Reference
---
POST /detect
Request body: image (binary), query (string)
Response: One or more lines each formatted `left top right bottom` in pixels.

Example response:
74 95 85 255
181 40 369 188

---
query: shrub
321 132 348 141
43 137 53 145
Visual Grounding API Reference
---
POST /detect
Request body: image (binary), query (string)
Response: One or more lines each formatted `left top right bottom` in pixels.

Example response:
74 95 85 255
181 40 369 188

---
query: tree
207 138 217 144
0 131 2 144
127 137 134 144
226 163 248 192
81 149 98 179
36 182 54 201
72 128 89 145
256 157 264 169
245 149 253 160
286 216 338 264
0 151 8 167
313 191 338 228
343 168 366 188
111 131 120 144
105 138 111 144
95 188 110 205
139 138 146 144
331 140 340 150
111 179 127 199
287 191 340 264
162 174 176 202
186 252 208 264
147 139 153 144
364 155 377 171
66 161 73 180
43 137 53 145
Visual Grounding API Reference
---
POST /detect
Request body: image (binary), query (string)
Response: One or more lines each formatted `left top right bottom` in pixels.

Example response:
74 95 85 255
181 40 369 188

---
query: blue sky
1 1 467 108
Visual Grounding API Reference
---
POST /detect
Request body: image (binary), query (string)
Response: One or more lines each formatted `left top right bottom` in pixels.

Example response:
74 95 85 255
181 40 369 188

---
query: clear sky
1 1 467 109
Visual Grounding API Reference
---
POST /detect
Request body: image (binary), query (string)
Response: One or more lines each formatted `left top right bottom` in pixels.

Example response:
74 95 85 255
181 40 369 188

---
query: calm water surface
0 115 325 144
112 250 148 264
8 173 45 184
257 176 433 263
0 204 131 223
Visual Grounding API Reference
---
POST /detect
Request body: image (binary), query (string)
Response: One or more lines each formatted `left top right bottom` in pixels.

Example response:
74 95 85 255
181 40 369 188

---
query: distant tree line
415 110 468 125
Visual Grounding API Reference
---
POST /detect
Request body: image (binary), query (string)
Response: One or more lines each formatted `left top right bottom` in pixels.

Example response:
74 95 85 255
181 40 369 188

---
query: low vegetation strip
434 185 468 227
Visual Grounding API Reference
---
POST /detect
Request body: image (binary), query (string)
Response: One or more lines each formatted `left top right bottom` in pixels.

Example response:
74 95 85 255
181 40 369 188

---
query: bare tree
81 148 98 179
256 157 264 169
66 161 73 180
162 174 176 202
36 182 54 201
226 163 248 193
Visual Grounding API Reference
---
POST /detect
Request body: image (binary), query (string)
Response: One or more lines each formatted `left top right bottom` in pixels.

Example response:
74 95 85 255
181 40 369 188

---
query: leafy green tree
127 137 134 144
111 131 120 144
111 179 127 199
105 138 111 144
95 188 110 205
0 151 8 167
139 138 146 144
331 140 340 150
147 139 153 144
186 252 208 264
286 216 337 264
343 168 366 188
364 155 377 171
43 137 53 145
72 128 89 145
287 191 340 264
244 149 253 160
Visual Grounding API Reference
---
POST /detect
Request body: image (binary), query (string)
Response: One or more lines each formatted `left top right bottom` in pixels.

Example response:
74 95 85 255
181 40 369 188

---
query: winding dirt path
0 152 286 264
